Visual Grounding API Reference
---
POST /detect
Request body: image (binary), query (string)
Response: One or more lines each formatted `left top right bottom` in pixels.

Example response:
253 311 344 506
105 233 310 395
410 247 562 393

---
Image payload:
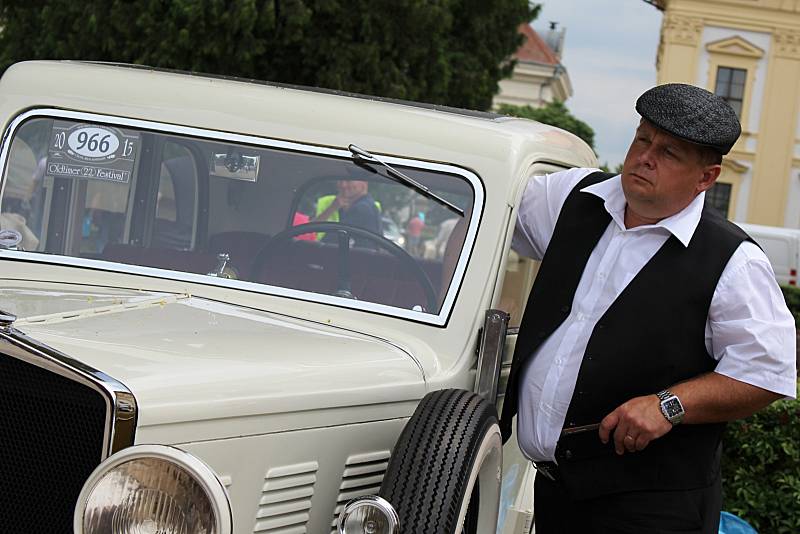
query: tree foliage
497 101 595 148
0 0 538 110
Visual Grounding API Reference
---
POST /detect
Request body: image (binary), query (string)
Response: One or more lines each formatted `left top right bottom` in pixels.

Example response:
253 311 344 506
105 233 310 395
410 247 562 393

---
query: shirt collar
580 174 705 247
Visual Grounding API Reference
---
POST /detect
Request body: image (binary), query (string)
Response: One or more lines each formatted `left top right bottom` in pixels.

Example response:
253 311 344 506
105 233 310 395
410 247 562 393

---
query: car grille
1 349 108 534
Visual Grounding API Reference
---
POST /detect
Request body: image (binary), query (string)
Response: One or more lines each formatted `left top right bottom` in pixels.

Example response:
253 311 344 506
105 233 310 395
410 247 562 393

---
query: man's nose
638 145 656 169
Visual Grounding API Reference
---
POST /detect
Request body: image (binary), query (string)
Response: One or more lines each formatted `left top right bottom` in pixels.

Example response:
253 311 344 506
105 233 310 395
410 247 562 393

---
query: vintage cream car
0 61 596 534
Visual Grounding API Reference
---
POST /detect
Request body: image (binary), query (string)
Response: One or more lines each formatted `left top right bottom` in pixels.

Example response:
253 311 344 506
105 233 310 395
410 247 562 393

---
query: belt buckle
533 461 557 482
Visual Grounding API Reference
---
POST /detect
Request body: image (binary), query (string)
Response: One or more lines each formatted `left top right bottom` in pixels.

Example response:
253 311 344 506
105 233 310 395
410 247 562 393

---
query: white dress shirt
512 168 797 462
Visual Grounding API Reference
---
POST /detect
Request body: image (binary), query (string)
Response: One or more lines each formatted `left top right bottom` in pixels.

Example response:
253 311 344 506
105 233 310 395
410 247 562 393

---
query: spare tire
379 389 503 534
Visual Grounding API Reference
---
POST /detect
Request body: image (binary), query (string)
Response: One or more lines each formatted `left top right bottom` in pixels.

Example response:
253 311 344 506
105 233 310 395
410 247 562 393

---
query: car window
498 250 539 329
497 165 569 328
153 142 199 250
79 179 132 255
1 114 480 319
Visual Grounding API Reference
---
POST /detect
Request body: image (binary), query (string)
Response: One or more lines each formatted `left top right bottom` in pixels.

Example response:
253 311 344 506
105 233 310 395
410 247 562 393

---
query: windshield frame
0 108 485 326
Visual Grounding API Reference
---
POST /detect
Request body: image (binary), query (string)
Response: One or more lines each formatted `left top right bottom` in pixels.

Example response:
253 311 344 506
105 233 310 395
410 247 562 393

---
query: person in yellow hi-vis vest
314 180 381 246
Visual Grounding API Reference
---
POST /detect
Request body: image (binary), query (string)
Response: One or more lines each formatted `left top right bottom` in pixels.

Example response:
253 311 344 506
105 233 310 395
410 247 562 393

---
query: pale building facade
651 0 800 227
493 24 573 109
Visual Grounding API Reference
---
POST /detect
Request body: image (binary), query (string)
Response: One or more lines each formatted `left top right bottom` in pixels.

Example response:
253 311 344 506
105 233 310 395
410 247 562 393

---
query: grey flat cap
636 83 741 155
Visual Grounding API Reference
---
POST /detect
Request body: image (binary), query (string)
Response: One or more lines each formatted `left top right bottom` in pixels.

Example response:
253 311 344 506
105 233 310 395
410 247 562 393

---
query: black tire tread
379 389 498 534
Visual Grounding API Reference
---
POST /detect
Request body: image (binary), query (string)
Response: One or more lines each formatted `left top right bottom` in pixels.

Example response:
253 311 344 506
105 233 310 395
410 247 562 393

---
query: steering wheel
250 221 438 312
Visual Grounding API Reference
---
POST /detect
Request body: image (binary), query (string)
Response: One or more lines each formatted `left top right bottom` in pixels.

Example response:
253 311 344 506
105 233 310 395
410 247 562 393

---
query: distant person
291 211 315 241
315 179 381 247
431 217 459 259
406 212 425 255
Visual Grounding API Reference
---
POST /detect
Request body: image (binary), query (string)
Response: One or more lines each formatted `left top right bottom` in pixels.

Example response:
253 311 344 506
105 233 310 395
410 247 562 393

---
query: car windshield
0 114 478 318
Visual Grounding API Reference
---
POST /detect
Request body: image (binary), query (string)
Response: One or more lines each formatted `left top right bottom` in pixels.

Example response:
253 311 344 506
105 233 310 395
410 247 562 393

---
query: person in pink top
406 212 425 256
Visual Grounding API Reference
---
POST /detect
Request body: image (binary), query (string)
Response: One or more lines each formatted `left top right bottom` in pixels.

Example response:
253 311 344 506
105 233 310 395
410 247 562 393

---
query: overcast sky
533 0 663 167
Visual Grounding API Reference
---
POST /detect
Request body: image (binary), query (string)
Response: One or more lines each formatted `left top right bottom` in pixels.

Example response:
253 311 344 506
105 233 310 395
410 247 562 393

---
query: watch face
663 398 683 418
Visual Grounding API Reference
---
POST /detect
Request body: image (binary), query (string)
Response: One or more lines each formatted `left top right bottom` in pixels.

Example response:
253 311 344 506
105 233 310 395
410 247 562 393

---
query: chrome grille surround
0 319 137 533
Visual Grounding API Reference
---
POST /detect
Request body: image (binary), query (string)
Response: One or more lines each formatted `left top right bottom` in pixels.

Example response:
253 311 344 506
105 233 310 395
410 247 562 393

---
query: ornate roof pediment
706 36 765 58
722 158 749 173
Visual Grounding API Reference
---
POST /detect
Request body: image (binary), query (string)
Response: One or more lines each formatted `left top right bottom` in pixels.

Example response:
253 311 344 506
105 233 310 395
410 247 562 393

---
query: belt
533 423 603 481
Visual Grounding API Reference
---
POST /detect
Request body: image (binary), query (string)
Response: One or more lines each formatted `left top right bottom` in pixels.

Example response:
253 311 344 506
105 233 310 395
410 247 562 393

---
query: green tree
0 0 538 110
497 101 596 148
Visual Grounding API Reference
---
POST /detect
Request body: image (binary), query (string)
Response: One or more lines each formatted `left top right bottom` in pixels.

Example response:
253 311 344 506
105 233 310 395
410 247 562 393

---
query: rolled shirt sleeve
708 241 798 398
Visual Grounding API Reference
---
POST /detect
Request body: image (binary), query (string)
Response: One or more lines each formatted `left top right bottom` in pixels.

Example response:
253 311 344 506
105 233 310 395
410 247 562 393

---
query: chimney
543 21 566 59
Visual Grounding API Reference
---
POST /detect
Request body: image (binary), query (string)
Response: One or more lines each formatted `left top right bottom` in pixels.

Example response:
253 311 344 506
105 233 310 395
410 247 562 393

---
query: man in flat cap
501 83 797 533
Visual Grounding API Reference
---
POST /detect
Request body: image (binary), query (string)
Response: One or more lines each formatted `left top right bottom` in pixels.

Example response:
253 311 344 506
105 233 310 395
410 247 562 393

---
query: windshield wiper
348 144 465 217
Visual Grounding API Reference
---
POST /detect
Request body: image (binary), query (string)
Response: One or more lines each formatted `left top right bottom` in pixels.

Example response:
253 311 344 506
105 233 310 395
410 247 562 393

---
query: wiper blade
348 144 465 217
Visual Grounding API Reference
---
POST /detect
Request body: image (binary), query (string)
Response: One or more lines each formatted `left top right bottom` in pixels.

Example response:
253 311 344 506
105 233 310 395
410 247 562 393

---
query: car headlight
337 495 399 534
74 444 232 534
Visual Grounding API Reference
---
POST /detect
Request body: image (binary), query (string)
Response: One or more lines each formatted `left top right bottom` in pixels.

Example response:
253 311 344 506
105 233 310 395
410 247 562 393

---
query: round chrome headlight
74 445 232 534
337 495 399 534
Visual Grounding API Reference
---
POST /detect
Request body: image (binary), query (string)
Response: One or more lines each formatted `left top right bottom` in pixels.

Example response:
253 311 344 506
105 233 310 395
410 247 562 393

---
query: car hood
2 283 426 431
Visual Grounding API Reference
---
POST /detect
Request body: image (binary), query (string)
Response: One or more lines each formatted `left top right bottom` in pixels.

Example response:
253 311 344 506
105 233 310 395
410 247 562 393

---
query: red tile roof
514 24 559 66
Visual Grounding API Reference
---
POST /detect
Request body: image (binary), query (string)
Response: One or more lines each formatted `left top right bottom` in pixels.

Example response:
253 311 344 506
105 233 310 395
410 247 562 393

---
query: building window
706 182 732 218
714 67 746 117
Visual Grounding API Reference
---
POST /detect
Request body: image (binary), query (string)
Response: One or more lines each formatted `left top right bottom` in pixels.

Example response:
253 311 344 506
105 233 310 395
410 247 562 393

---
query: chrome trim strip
0 324 137 458
0 108 486 327
14 293 188 326
0 309 16 326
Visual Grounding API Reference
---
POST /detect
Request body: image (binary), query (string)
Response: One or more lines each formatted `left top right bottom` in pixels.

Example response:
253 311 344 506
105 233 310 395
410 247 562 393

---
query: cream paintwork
0 61 598 534
179 418 409 534
9 282 425 435
0 61 595 391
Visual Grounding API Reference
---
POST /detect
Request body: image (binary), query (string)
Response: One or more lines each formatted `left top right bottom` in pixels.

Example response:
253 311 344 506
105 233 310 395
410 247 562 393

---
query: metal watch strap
656 389 673 402
657 389 684 425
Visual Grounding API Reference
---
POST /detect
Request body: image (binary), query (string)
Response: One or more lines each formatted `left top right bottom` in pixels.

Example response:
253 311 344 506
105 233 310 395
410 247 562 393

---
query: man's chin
622 175 651 197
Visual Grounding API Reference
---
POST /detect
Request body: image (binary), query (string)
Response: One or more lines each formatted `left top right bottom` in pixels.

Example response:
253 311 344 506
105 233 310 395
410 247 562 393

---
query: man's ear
697 164 722 193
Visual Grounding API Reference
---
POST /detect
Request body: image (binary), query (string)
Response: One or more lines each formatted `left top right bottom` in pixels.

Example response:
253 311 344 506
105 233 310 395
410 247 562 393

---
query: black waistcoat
499 171 750 498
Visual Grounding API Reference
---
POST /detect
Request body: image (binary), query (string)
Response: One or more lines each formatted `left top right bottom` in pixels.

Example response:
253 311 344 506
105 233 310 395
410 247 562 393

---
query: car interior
1 117 476 315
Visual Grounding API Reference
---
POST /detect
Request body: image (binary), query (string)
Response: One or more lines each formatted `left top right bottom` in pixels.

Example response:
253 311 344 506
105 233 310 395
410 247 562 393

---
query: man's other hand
598 395 672 455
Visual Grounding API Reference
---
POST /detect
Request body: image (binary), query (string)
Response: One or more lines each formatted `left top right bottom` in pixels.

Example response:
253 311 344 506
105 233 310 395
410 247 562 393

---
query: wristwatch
657 390 685 425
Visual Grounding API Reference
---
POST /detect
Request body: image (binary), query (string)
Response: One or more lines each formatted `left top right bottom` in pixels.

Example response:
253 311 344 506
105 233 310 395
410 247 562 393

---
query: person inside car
314 179 382 247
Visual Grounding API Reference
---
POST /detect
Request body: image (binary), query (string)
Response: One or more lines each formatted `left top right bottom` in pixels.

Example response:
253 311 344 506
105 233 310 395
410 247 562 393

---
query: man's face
621 120 720 220
337 179 368 202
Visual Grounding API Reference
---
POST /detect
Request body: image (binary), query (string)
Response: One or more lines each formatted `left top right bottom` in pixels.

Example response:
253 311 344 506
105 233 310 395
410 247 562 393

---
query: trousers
532 469 722 534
